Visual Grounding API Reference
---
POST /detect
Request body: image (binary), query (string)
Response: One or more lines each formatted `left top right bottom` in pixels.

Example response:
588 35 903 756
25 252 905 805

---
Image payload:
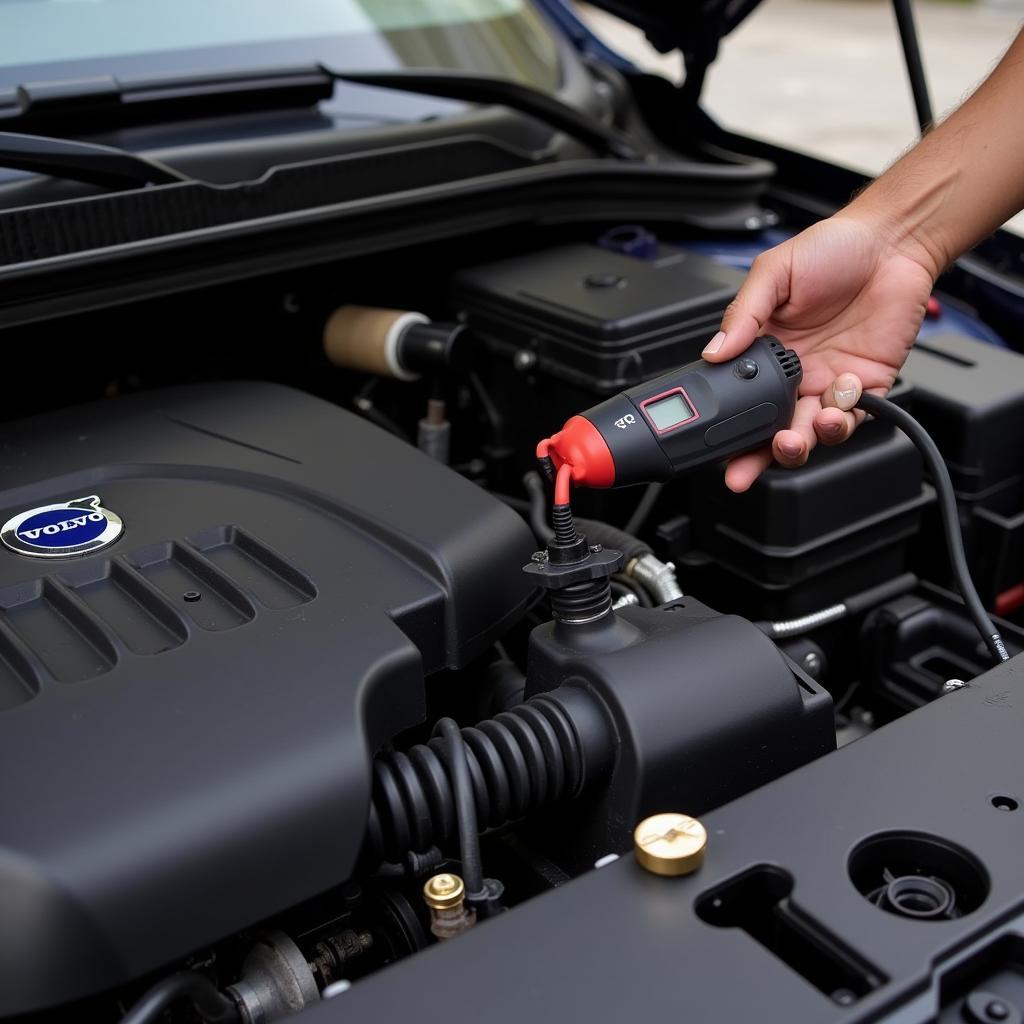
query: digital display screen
645 393 695 431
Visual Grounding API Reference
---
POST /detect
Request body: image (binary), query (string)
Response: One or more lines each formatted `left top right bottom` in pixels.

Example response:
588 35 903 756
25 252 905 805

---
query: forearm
840 27 1024 277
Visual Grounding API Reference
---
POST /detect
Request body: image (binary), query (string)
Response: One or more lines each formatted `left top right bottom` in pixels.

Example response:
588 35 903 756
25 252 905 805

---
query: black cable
857 393 1007 662
434 717 485 900
842 572 919 615
623 482 663 537
120 972 237 1024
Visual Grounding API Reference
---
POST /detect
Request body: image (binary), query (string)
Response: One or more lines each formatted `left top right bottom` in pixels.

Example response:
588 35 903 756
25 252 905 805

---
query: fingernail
821 422 842 437
703 331 726 356
832 374 860 408
779 440 802 458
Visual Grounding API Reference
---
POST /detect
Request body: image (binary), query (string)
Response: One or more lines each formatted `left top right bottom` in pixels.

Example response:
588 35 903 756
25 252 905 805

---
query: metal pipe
628 553 684 605
892 0 933 133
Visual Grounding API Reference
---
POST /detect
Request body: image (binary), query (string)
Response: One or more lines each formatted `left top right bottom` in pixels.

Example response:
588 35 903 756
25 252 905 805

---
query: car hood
585 0 763 55
580 0 763 98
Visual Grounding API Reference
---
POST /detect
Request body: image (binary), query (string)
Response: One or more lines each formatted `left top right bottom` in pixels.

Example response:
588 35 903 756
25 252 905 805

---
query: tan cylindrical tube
323 305 428 380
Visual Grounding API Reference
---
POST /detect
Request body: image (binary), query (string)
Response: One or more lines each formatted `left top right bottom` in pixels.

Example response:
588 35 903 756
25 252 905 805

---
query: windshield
0 0 560 92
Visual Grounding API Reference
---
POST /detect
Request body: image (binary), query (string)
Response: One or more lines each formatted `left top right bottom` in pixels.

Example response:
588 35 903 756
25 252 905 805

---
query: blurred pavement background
579 0 1024 231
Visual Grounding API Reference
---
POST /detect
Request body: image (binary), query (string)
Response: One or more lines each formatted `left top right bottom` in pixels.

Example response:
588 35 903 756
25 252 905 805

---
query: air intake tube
365 684 613 865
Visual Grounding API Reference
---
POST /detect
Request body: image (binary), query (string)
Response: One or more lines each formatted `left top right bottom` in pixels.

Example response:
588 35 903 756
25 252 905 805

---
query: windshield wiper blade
0 64 642 188
0 130 189 188
3 68 336 130
324 67 645 161
4 64 643 162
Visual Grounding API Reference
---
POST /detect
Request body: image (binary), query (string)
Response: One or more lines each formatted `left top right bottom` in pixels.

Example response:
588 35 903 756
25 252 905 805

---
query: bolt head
423 873 465 910
634 813 707 877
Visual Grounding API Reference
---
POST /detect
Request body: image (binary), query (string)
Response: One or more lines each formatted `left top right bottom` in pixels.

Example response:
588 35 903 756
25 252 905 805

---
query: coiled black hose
366 688 611 864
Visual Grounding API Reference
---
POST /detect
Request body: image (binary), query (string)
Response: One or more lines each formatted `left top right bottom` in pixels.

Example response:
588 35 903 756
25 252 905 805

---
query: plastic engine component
0 382 534 1015
452 243 744 393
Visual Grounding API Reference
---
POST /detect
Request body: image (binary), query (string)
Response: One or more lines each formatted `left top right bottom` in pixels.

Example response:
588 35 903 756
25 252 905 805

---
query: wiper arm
0 63 643 189
5 64 644 163
322 67 645 161
0 130 189 188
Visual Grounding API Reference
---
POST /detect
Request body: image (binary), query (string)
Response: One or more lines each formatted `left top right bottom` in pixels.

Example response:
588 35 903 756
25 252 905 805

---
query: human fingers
814 372 864 446
703 250 790 362
724 446 774 493
772 395 821 468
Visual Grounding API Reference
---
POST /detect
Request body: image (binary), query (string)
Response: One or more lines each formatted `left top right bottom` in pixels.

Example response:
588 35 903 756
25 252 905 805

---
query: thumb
703 250 790 362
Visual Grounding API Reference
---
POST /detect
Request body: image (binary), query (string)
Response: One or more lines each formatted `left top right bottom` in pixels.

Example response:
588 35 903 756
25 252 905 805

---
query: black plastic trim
0 145 773 328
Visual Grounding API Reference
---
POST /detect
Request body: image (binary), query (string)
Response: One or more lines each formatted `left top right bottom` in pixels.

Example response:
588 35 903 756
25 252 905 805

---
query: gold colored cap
633 813 707 877
423 872 465 910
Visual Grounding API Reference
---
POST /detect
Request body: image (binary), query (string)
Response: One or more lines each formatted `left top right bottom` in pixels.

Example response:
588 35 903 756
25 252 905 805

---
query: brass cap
423 872 465 911
634 813 707 877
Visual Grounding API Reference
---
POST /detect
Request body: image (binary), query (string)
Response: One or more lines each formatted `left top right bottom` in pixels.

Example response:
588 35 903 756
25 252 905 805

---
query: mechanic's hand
702 213 936 492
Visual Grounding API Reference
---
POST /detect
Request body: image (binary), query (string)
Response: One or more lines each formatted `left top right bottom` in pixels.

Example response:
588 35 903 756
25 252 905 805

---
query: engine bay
2 221 1024 1022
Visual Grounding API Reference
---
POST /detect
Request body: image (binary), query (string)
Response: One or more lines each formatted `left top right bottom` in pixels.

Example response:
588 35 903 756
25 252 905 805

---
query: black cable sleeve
842 572 919 616
435 717 485 899
120 972 238 1024
857 393 1008 662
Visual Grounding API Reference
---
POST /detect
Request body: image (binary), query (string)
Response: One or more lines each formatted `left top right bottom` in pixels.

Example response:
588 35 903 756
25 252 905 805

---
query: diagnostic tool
538 336 802 489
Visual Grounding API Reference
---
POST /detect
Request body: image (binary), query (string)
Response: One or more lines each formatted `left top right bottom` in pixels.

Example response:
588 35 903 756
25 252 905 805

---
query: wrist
838 185 949 282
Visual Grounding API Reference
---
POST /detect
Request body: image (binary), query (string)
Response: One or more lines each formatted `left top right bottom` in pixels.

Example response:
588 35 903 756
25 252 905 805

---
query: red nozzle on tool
537 416 616 492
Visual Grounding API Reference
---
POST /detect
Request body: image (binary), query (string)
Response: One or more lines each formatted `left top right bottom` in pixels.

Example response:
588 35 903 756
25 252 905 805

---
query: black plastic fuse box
901 332 1024 611
452 243 744 393
667 401 932 620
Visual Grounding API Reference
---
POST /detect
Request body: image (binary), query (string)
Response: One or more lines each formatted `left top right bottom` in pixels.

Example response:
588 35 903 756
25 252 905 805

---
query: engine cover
0 382 534 1014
